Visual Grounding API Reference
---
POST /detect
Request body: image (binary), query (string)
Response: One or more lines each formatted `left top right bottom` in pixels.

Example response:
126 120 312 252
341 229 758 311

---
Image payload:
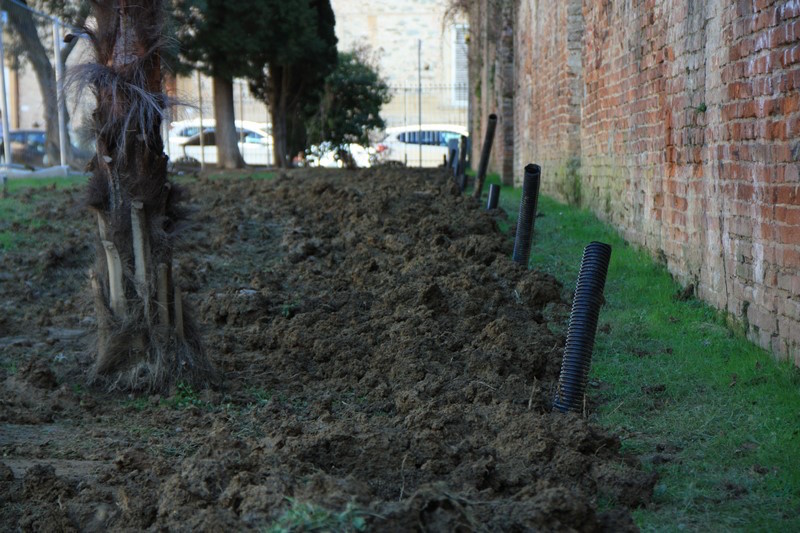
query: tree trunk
85 0 215 392
269 64 290 168
3 1 71 166
212 75 245 169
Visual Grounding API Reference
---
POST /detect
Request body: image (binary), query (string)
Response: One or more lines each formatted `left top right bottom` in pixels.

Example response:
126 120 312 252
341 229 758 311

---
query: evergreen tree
307 48 390 168
173 0 273 168
246 0 338 168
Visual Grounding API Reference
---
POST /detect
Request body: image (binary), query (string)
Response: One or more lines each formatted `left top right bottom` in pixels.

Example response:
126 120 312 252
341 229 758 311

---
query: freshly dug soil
0 167 655 531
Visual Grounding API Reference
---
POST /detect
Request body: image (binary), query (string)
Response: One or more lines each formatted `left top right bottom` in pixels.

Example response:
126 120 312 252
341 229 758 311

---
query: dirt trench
0 167 655 531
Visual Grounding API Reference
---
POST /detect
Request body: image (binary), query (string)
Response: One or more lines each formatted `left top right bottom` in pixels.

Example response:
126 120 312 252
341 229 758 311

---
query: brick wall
471 0 800 364
513 0 584 203
469 0 516 185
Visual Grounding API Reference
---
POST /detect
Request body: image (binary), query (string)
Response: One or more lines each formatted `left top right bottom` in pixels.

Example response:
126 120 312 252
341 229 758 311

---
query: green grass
0 172 274 249
266 499 366 533
476 173 800 531
0 175 88 249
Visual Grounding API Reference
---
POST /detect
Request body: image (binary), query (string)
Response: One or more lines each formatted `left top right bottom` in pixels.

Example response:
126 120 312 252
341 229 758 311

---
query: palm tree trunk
85 0 215 392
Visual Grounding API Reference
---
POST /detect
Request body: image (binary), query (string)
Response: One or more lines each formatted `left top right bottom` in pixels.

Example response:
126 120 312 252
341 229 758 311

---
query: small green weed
281 301 299 319
266 499 366 533
164 381 207 409
122 396 150 412
249 387 273 403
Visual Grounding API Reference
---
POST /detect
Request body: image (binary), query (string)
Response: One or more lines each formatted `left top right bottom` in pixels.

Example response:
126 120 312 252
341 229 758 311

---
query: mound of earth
0 167 655 531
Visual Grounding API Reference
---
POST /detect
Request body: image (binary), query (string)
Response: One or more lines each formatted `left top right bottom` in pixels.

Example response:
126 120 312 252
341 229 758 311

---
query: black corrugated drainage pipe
472 113 498 199
486 183 500 210
511 164 541 266
553 241 613 413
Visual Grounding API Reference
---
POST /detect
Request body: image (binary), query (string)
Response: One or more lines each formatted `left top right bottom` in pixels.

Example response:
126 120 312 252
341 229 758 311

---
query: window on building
453 25 468 106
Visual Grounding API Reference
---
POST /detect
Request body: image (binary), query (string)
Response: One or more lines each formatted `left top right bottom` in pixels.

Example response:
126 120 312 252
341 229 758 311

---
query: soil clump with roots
0 167 655 530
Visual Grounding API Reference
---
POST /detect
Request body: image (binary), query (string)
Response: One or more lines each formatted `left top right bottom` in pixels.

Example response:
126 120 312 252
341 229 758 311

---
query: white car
165 119 205 158
376 124 468 167
179 122 274 166
309 142 373 168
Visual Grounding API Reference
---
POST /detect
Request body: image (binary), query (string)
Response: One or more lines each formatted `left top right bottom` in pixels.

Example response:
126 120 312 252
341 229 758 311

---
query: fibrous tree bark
82 0 215 391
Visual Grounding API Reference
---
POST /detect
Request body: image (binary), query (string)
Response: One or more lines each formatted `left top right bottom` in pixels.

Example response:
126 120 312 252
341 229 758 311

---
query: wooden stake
102 240 126 317
130 200 151 322
157 263 170 327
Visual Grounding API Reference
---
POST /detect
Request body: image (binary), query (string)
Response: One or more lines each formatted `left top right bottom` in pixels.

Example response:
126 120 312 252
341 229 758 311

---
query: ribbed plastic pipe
472 114 498 199
553 241 613 413
511 164 541 266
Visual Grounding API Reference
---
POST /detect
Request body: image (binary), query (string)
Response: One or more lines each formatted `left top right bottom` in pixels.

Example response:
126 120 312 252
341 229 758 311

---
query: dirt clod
0 167 653 530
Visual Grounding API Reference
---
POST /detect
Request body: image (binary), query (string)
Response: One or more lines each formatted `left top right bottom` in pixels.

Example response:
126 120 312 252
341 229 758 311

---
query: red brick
776 185 799 204
780 225 800 245
783 93 800 114
489 0 800 362
783 207 800 225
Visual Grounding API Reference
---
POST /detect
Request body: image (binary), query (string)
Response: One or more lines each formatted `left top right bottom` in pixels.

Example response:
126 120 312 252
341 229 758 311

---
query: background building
331 0 469 129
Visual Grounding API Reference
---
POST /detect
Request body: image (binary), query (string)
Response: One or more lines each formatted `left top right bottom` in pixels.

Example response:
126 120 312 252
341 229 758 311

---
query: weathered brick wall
472 0 800 363
469 0 516 185
513 0 584 203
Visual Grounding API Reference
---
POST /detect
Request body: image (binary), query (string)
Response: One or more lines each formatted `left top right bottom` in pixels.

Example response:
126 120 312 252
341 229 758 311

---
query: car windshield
184 130 216 146
28 132 46 146
243 131 265 143
177 127 202 138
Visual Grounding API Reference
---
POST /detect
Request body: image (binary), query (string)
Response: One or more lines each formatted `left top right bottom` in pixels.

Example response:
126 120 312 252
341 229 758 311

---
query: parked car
179 123 274 166
0 129 46 167
0 129 93 169
375 124 469 167
306 142 374 168
166 119 271 163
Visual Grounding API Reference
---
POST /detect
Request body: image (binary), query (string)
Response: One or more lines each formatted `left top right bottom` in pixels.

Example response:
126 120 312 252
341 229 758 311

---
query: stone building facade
472 0 800 363
332 0 469 128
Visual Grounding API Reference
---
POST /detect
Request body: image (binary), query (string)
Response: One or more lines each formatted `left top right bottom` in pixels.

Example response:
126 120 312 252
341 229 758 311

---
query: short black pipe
511 164 541 266
472 114 498 199
456 135 468 191
486 183 500 210
553 241 612 413
459 171 469 193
